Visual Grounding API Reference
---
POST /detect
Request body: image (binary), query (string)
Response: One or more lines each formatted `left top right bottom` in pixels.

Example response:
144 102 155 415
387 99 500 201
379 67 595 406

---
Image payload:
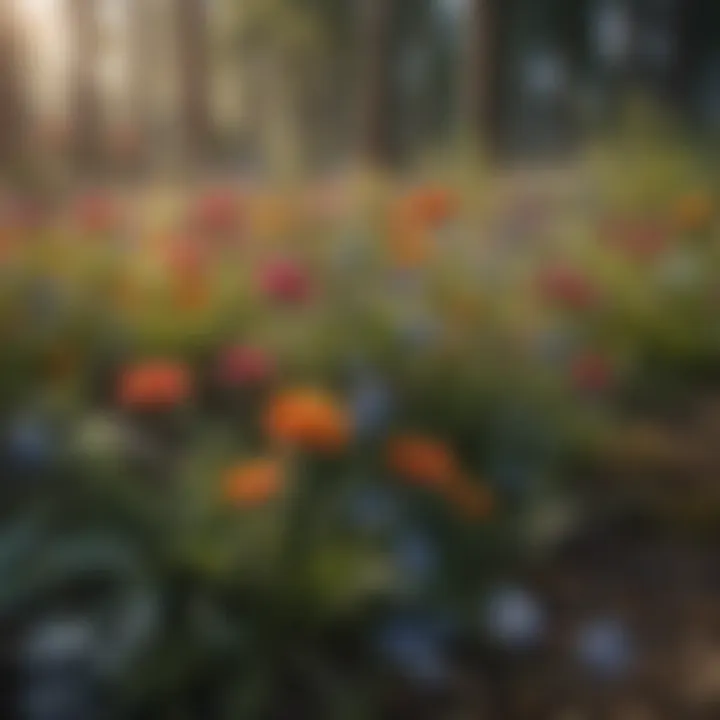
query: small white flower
484 586 545 648
576 617 634 678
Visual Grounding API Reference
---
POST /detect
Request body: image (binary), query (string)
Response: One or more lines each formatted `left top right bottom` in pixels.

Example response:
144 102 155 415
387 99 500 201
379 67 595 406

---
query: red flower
191 188 241 235
400 186 459 228
539 265 598 311
570 352 613 393
258 259 312 304
73 193 121 235
604 218 668 261
167 235 206 281
216 345 275 387
118 361 192 409
2 196 46 235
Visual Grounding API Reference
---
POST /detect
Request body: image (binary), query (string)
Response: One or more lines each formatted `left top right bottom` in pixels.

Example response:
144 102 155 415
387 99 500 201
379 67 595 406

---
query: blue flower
393 531 438 588
399 313 440 350
351 373 394 438
345 486 401 535
575 617 634 678
376 613 452 686
26 278 61 326
484 586 545 648
6 418 53 471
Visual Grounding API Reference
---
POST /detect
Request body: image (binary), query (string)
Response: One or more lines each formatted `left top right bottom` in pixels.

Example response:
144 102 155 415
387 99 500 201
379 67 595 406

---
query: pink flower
73 193 121 235
570 352 613 393
258 259 312 304
216 345 276 387
539 265 598 311
604 218 668 261
191 188 241 235
167 235 206 280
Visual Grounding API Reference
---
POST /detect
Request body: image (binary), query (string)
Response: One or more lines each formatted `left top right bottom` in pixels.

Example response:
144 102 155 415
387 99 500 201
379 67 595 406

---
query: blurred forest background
0 0 719 182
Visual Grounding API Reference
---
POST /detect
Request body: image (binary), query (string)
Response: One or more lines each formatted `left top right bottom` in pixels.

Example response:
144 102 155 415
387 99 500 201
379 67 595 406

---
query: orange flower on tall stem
387 435 460 490
118 360 192 409
223 458 284 508
673 192 714 232
445 477 495 521
73 192 121 235
400 186 459 229
264 389 352 453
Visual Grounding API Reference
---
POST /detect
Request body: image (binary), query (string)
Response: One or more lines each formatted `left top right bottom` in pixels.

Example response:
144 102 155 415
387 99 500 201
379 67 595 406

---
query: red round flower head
539 265 598 311
118 361 192 410
216 345 275 387
570 352 613 394
167 235 206 281
191 188 241 235
258 259 312 304
604 218 667 261
73 192 121 235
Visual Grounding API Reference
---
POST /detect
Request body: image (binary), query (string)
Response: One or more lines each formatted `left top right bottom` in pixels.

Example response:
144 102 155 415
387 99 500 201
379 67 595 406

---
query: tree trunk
127 0 152 170
0 1 28 177
357 0 396 167
67 0 102 174
462 0 504 156
176 0 211 167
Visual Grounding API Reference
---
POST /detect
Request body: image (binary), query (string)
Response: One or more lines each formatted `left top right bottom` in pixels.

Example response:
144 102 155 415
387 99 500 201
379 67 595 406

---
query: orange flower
264 389 351 453
223 458 284 507
387 435 460 489
673 192 714 232
402 186 459 228
118 360 192 409
173 276 210 311
445 478 495 521
387 208 433 268
45 345 78 383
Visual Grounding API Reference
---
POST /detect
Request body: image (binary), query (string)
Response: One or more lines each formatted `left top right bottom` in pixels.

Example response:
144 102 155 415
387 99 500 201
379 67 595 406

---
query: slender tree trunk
127 0 152 170
67 0 102 174
357 0 396 167
175 0 211 167
462 0 503 156
0 1 28 177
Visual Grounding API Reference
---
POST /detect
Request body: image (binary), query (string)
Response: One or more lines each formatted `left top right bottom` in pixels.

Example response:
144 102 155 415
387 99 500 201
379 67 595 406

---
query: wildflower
258 259 312 305
393 531 438 588
657 249 704 292
575 617 634 678
216 345 275 387
73 414 126 461
446 478 495 521
538 264 598 311
673 192 713 232
570 351 613 394
350 372 394 439
191 188 241 235
264 389 351 453
166 236 206 281
401 186 459 228
387 435 459 489
484 586 545 649
223 458 284 507
387 206 433 268
72 193 121 235
173 276 210 311
6 417 53 471
603 217 668 261
344 486 401 534
376 613 452 686
118 361 192 410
